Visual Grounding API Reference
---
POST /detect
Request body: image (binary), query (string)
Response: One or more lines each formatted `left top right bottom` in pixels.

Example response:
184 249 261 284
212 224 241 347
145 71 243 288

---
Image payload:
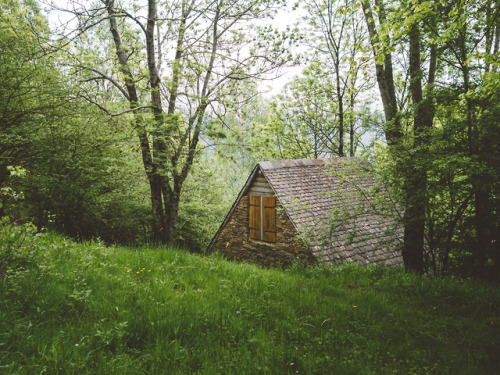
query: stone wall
211 195 315 268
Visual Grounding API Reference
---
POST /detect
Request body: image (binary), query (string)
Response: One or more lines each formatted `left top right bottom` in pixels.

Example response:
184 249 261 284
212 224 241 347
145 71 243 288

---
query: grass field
1 229 499 374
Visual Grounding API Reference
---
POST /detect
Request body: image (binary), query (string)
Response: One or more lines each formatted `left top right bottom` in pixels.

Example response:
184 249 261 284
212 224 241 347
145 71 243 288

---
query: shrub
0 217 40 278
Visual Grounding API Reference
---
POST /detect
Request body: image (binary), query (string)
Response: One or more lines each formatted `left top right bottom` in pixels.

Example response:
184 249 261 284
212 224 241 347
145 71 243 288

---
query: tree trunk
474 187 490 273
150 175 167 243
335 64 344 157
457 22 492 274
162 181 180 244
145 0 171 243
105 0 167 242
363 0 436 273
349 93 355 157
402 22 428 273
361 0 402 147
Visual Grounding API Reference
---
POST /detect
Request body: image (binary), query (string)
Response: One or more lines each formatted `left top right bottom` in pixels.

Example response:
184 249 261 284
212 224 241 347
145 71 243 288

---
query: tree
360 0 441 273
0 0 53 189
271 63 340 159
303 0 373 157
424 0 500 276
265 61 374 159
402 0 437 273
51 0 294 244
361 0 423 272
361 0 500 276
0 0 152 243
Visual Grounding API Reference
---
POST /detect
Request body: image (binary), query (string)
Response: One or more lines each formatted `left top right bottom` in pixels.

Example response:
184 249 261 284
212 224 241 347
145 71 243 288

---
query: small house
207 158 403 267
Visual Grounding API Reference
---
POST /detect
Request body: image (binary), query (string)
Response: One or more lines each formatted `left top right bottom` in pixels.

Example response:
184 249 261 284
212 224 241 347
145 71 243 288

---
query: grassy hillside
1 229 499 374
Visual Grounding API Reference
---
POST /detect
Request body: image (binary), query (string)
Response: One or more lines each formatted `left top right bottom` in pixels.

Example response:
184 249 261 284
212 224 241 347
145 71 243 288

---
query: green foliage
0 0 53 185
17 108 151 244
267 62 379 160
0 235 499 373
428 88 500 278
49 0 297 244
177 155 240 252
0 166 26 213
269 63 341 159
0 218 39 277
0 0 153 245
1 0 498 281
354 0 500 276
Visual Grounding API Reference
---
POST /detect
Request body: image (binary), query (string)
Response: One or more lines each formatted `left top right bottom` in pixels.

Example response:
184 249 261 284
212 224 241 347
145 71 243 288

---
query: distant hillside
1 230 499 374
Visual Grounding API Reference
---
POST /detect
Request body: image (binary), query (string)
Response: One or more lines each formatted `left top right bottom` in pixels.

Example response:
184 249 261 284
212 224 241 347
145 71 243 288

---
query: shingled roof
260 158 403 266
208 157 403 267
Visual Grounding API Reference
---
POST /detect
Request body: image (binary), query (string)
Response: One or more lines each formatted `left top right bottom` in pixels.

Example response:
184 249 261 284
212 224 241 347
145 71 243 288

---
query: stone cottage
207 158 403 267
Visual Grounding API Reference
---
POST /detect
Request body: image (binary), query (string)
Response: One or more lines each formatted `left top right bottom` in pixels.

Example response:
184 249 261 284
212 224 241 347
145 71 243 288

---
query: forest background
1 0 499 279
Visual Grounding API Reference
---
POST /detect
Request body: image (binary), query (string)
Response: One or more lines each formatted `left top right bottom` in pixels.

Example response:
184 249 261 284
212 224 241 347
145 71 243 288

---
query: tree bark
456 20 492 274
336 65 344 157
402 22 428 273
105 0 166 242
363 0 436 273
349 92 355 157
101 0 287 245
361 0 402 147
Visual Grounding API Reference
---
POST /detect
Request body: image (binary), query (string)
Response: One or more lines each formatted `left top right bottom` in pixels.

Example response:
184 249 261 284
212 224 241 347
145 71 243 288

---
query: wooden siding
247 174 274 197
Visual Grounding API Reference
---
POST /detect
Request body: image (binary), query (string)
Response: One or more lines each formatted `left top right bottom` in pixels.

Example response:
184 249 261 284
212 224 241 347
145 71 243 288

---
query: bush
0 217 40 277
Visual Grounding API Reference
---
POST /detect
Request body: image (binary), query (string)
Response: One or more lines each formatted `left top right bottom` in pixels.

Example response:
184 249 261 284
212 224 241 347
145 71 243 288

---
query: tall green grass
1 230 499 374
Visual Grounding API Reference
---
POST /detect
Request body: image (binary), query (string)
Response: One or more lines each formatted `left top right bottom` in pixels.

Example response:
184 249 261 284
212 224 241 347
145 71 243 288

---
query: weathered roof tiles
207 157 403 267
259 158 403 266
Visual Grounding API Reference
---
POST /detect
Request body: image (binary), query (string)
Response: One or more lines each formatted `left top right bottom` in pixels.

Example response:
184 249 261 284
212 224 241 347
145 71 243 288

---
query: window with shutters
249 195 277 242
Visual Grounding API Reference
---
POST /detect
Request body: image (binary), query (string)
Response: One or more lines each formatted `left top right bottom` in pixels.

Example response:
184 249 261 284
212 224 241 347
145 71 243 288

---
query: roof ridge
258 157 360 170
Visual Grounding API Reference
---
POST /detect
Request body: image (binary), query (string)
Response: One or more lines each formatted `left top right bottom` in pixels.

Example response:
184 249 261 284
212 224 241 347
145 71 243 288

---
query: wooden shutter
262 196 276 243
249 195 261 240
